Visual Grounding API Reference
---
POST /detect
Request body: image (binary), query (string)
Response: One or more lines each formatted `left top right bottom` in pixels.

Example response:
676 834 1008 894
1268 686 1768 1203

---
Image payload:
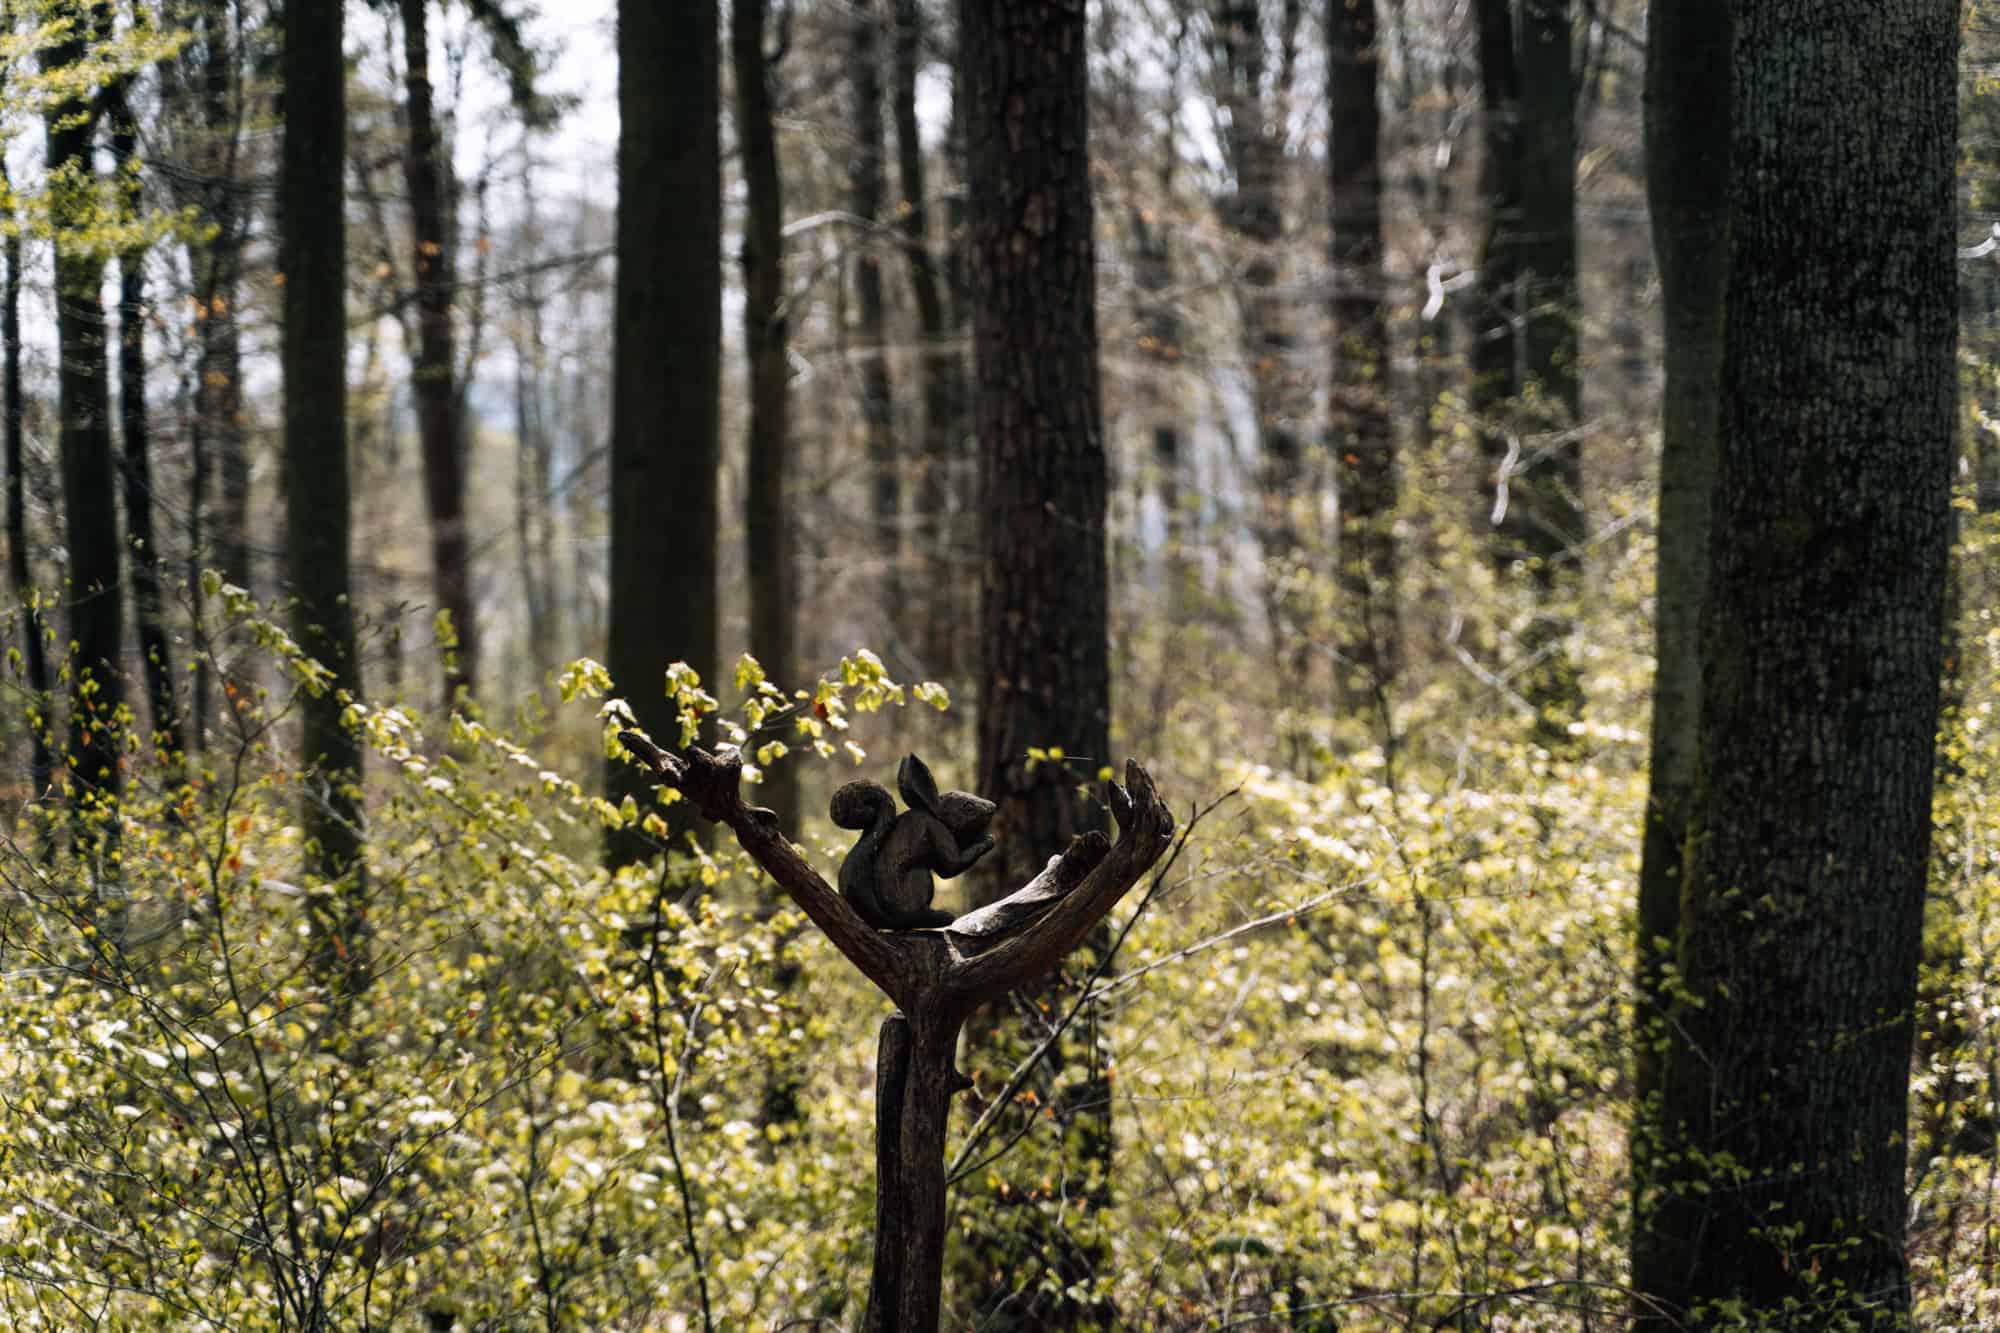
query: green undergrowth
1 509 1999 1328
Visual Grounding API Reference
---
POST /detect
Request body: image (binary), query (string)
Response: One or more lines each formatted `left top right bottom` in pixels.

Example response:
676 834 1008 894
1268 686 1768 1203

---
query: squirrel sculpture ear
897 753 941 815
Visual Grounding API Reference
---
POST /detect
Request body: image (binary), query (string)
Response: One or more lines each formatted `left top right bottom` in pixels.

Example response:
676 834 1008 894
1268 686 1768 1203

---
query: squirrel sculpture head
897 754 995 846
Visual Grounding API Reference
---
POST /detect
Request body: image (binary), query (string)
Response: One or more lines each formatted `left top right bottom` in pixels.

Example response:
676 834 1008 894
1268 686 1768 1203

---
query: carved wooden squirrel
831 755 996 930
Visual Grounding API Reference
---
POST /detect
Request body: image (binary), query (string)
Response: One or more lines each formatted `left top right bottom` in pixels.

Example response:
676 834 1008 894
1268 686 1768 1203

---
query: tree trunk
400 0 477 710
605 0 720 869
511 272 555 683
281 0 368 994
850 0 903 649
961 0 1114 1323
864 1010 965 1332
190 0 249 750
109 84 182 759
1630 0 1727 1248
1327 0 1398 719
894 0 968 680
43 5 125 833
1210 0 1311 768
1472 0 1581 743
733 0 799 838
1 160 50 800
1631 2 1957 1324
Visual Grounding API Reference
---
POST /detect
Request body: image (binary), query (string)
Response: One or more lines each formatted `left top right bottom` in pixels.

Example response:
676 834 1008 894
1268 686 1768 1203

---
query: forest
0 0 1989 1328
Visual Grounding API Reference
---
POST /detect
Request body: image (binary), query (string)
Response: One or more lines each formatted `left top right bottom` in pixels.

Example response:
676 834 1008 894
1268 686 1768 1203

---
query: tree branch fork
617 732 1175 1019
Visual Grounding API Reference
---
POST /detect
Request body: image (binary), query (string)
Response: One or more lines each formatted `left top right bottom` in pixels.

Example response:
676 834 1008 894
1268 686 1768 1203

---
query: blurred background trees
0 0 1989 1327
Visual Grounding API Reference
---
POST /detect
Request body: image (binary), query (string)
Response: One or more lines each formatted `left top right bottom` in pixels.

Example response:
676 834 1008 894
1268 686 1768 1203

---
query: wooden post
621 736 1174 1332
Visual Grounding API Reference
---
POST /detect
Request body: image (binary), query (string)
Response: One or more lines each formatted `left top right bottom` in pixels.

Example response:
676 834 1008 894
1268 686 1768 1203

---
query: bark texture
401 0 478 708
605 0 720 868
1631 4 1958 1324
42 4 125 829
1327 0 1397 714
1630 0 1727 1243
961 0 1114 1322
280 0 368 992
735 0 795 837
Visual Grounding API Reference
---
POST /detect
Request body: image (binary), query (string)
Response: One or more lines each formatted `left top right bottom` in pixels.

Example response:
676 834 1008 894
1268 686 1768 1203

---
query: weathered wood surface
620 734 1174 1330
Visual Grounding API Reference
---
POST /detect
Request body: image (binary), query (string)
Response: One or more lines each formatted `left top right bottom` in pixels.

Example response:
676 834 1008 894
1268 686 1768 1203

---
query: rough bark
1630 0 1727 1247
43 5 125 831
281 0 368 993
1631 4 1957 1325
735 0 797 838
400 0 478 709
961 0 1115 1322
1 156 51 800
605 0 720 868
1327 0 1397 716
850 0 903 640
894 0 968 678
619 736 1173 1333
109 84 182 758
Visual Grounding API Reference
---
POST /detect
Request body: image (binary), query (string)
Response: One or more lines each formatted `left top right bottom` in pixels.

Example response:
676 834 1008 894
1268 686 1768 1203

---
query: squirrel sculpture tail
830 780 897 905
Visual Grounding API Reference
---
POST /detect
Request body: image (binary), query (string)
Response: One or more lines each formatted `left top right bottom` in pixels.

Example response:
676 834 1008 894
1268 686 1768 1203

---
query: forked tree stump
622 736 1174 1332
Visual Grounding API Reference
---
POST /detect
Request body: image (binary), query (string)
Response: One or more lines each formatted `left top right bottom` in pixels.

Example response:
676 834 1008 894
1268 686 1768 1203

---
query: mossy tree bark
961 0 1116 1323
1629 0 1727 1247
280 0 368 994
1631 3 1958 1324
604 0 720 869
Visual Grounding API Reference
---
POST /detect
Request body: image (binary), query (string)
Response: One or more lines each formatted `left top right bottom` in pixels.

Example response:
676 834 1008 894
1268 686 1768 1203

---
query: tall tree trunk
43 4 125 836
1212 0 1312 770
961 1 1114 1324
190 0 249 750
605 0 720 869
734 0 797 837
850 0 902 649
1631 2 1957 1324
400 0 477 709
281 0 367 994
893 0 967 679
1629 0 1727 1250
1327 0 1398 721
1513 0 1582 736
1 158 50 801
1472 0 1581 743
510 197 556 683
109 83 183 759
